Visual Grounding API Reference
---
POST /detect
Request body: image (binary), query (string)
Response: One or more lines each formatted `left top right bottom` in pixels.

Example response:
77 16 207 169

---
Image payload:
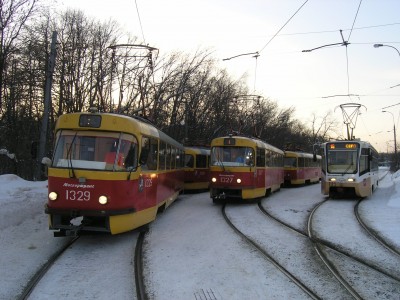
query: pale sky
56 0 400 152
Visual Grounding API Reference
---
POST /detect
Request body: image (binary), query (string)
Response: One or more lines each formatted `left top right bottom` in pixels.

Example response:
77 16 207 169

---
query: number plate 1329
66 190 90 201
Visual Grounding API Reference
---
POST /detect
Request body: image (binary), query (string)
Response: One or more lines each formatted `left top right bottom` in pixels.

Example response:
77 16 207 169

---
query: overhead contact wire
258 0 309 54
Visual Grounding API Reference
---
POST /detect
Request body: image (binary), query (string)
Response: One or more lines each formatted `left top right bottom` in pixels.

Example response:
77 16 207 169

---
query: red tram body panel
284 151 321 186
184 146 210 191
209 135 284 201
44 111 184 236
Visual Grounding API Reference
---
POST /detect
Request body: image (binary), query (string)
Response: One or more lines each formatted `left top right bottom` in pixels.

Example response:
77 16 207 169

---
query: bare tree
0 0 40 113
309 111 340 143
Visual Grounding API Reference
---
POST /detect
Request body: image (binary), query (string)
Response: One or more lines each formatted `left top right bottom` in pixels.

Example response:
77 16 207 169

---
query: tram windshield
284 157 297 167
326 148 358 174
52 130 138 171
211 146 254 167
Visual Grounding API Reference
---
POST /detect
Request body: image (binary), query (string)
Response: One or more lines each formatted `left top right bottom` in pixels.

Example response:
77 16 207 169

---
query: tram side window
370 149 379 171
159 142 166 170
124 142 138 170
359 148 369 175
256 148 265 167
298 157 305 168
178 149 185 169
321 155 326 173
185 154 194 168
116 134 138 171
271 152 277 167
166 144 172 170
140 136 158 170
196 154 207 168
171 146 176 169
278 154 284 167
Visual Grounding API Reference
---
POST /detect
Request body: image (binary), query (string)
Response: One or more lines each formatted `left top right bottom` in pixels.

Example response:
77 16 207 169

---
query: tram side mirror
245 158 254 166
313 153 317 162
41 157 52 167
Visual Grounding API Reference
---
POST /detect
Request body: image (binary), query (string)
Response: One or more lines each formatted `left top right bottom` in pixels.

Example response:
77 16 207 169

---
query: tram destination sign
79 114 102 128
224 138 236 145
328 142 359 150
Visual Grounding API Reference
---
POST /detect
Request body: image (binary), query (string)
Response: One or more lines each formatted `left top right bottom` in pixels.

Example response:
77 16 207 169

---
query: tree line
0 0 338 180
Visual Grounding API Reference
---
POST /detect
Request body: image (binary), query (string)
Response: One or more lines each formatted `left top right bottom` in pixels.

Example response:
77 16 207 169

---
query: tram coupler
53 227 80 237
53 222 84 237
215 192 226 200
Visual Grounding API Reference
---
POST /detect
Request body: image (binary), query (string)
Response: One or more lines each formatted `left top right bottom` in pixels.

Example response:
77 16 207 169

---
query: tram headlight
347 178 355 182
236 178 242 184
211 177 217 183
99 195 108 205
48 192 58 201
329 178 336 182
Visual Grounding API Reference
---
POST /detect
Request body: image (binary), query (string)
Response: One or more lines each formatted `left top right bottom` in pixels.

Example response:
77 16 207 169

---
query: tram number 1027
65 190 90 201
220 177 233 183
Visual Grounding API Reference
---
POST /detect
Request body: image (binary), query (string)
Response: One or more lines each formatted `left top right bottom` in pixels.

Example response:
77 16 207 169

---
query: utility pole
382 110 398 171
36 31 57 180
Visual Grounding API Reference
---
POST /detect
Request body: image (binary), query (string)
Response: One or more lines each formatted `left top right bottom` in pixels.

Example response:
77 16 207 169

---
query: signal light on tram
99 195 108 205
48 192 58 201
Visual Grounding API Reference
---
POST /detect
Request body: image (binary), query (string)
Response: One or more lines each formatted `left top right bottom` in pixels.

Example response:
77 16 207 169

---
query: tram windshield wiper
217 158 226 172
67 133 78 178
341 161 355 175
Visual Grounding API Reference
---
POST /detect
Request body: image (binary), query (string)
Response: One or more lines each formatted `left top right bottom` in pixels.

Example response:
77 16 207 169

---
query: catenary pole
36 31 57 180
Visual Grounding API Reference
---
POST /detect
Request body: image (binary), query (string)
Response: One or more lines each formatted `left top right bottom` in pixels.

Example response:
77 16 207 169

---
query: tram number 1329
65 190 90 201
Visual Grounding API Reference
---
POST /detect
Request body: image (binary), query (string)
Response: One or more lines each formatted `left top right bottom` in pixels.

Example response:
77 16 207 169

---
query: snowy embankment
0 167 398 299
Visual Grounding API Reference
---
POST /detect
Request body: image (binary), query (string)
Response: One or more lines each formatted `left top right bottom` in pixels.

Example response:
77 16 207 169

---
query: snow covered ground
0 167 398 299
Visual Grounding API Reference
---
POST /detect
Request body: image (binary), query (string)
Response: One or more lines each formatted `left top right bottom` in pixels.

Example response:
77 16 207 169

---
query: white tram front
320 140 379 198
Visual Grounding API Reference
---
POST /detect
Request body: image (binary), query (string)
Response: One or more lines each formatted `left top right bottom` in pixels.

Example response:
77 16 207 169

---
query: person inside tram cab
105 140 124 167
232 148 244 163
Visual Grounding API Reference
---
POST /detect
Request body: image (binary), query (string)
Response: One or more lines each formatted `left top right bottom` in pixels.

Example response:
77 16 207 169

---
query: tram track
258 200 400 283
135 230 148 300
18 231 148 300
259 192 400 299
221 203 321 300
307 200 363 300
18 237 80 300
355 198 400 257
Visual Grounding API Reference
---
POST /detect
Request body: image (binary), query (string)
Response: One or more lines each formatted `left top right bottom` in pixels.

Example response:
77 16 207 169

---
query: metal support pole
36 31 57 180
383 110 397 171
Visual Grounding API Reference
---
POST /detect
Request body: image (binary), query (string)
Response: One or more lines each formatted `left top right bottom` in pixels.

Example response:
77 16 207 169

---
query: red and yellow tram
43 110 184 236
209 135 284 202
284 151 321 186
184 146 210 191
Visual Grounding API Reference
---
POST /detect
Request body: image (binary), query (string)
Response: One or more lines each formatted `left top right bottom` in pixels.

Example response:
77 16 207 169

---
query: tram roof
284 150 320 159
56 112 183 149
211 135 283 154
184 146 210 155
